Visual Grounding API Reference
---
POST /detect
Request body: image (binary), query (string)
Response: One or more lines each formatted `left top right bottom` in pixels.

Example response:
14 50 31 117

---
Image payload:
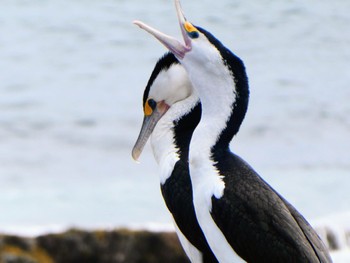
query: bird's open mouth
133 0 192 59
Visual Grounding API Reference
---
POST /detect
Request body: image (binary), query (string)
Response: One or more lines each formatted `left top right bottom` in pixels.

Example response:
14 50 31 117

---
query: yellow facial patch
184 22 198 33
184 22 199 39
144 102 152 116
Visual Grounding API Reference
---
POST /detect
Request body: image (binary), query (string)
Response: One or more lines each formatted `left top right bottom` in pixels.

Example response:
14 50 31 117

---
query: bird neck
187 56 248 200
151 94 200 184
186 51 249 165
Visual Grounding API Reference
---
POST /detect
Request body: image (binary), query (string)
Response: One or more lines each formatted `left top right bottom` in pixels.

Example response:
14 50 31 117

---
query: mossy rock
0 241 53 263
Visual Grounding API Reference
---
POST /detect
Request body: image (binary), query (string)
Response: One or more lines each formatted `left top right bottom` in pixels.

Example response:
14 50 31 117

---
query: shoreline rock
0 228 189 263
1 227 348 263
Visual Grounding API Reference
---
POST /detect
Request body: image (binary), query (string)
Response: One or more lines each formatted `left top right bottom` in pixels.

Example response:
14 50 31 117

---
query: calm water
0 0 349 238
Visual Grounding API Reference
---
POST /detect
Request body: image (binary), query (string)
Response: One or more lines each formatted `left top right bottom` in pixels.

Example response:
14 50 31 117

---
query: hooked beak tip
131 148 141 163
133 20 144 28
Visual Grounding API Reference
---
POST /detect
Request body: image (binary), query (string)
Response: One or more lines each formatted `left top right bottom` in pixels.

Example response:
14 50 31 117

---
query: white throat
150 91 199 185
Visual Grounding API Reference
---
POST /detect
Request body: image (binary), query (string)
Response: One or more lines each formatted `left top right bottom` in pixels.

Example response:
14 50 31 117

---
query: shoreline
1 211 350 263
0 226 349 263
0 222 177 238
1 211 349 240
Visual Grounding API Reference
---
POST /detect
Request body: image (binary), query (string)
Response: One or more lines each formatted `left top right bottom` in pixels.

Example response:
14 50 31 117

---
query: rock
0 233 53 263
3 226 347 262
325 227 341 251
0 229 189 263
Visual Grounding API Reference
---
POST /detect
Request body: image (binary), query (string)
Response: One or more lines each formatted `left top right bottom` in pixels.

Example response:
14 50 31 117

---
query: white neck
184 55 236 176
150 92 199 184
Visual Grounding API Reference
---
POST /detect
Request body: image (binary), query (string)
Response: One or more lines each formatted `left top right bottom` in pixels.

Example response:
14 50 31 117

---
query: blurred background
0 0 349 258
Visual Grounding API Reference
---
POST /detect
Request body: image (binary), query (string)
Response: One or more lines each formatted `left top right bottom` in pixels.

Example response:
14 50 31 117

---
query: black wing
210 152 332 263
278 193 332 262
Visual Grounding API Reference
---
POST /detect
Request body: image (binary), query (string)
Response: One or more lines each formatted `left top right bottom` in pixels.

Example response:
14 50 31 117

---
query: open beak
133 0 192 59
132 102 170 161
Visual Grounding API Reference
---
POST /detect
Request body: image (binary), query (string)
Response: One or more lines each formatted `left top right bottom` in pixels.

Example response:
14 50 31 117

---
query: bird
132 52 218 263
133 0 332 262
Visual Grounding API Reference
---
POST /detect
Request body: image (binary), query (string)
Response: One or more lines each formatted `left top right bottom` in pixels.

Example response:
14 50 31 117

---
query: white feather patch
173 221 203 263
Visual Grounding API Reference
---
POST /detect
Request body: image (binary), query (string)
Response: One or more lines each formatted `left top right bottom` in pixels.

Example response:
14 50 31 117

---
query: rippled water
0 0 349 237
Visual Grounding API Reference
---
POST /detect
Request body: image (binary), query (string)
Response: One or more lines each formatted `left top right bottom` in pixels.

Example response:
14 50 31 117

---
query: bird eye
188 31 199 39
144 98 157 116
148 99 157 109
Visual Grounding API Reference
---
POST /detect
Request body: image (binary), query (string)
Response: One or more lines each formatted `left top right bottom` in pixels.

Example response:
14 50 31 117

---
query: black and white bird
133 0 332 262
132 52 218 262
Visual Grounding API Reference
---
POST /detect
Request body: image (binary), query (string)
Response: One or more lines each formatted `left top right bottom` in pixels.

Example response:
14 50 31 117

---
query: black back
211 151 332 262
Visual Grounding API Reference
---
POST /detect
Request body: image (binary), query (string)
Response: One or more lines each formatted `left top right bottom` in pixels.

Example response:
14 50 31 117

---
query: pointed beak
131 102 170 161
133 0 192 59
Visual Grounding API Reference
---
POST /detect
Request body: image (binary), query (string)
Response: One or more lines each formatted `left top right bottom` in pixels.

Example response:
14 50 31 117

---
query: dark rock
0 229 189 263
325 227 340 251
0 234 52 263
